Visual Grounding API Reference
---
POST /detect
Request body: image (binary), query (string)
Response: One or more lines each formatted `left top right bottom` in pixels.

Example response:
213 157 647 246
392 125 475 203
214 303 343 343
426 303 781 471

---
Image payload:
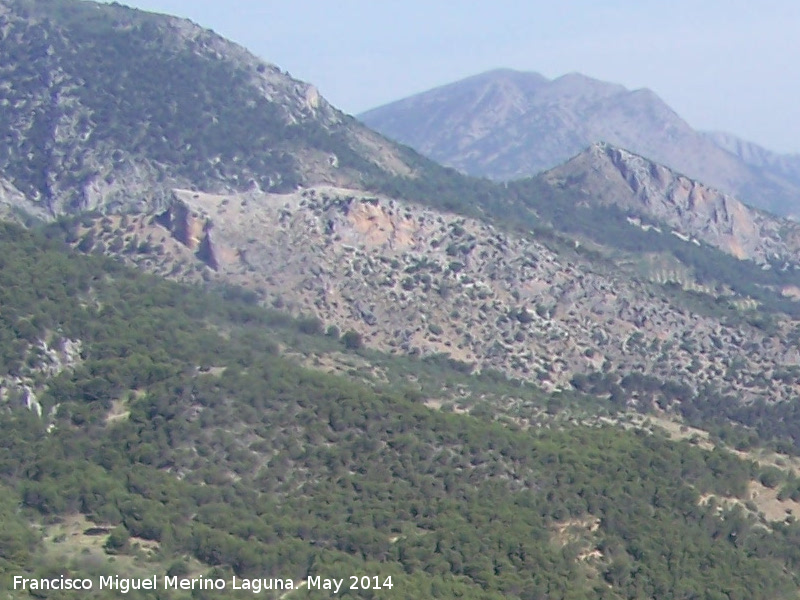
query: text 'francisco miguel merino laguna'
14 574 394 594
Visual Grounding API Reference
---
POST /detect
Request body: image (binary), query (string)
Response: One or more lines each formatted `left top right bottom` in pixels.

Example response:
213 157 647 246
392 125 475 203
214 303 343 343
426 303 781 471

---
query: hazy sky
115 1 800 153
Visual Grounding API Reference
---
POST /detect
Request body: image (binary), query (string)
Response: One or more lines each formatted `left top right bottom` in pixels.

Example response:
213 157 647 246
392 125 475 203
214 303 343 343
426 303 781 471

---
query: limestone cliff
157 193 237 270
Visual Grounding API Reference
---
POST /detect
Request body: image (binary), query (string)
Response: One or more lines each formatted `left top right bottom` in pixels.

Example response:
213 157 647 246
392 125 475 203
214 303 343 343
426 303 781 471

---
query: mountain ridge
543 142 800 263
1 0 800 408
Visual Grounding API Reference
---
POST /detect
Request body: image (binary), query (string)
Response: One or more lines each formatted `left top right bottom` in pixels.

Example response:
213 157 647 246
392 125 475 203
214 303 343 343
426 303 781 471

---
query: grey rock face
544 143 800 263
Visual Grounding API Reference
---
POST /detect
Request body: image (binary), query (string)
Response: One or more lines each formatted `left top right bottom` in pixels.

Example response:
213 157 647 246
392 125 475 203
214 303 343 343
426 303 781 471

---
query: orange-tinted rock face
159 195 236 270
344 199 418 250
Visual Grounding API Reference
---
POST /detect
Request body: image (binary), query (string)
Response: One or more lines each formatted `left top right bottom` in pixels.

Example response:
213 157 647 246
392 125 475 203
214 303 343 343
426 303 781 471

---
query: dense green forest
0 223 800 599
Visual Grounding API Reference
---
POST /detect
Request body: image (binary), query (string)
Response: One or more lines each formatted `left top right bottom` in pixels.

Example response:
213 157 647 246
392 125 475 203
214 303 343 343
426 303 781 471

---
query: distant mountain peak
360 70 800 216
549 71 626 90
468 67 548 81
359 69 697 182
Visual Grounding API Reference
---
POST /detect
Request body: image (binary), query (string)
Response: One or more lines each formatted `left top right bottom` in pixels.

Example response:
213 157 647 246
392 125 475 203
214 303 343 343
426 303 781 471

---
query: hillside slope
67 182 800 436
0 0 423 216
5 3 800 596
2 222 800 599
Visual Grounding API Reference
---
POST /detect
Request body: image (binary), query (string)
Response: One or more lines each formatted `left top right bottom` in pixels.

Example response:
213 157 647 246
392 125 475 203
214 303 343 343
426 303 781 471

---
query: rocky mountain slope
359 69 800 216
0 0 422 217
72 184 800 419
544 142 800 263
